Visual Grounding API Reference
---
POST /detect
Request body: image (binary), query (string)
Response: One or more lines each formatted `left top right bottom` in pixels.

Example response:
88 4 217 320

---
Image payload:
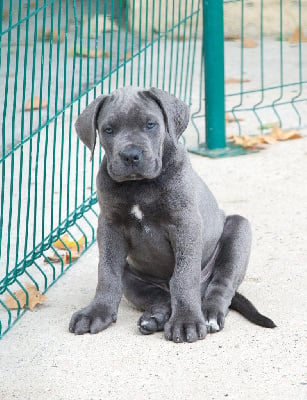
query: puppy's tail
230 292 276 328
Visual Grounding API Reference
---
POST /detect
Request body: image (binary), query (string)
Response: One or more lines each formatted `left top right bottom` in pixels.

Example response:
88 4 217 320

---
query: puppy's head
75 87 189 182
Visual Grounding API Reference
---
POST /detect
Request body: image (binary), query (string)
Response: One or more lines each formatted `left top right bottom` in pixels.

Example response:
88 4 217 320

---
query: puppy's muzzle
119 146 143 167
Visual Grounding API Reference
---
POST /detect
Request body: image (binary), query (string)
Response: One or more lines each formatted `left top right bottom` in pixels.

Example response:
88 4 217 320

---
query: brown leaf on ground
64 250 81 264
230 135 264 149
289 27 307 43
2 10 8 20
224 34 240 41
25 96 48 110
69 47 110 58
85 49 103 58
258 135 277 145
225 77 250 84
82 49 109 58
44 251 62 263
243 37 257 48
225 113 244 123
229 127 301 149
269 126 302 141
38 28 65 43
5 284 47 311
53 233 85 251
44 248 81 265
120 51 132 61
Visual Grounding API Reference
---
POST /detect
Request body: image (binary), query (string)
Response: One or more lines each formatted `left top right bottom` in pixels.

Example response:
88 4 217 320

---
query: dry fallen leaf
44 251 62 263
84 49 103 58
2 10 8 20
229 127 301 149
120 51 132 61
38 28 65 43
269 126 301 141
69 46 110 58
5 284 47 311
53 233 85 251
25 96 48 110
289 27 307 43
230 135 264 149
44 248 81 265
64 250 81 264
225 113 244 123
243 37 257 48
258 135 277 145
225 77 250 84
224 34 240 41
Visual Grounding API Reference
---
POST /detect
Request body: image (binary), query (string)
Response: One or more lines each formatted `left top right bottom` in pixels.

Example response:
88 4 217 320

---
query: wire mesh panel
0 0 202 338
191 0 307 152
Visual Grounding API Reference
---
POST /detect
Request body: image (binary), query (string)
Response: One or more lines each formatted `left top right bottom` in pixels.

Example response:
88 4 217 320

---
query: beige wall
128 0 307 38
224 0 307 38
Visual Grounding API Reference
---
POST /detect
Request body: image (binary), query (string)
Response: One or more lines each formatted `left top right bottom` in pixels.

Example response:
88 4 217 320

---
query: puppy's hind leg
123 265 171 335
202 215 252 333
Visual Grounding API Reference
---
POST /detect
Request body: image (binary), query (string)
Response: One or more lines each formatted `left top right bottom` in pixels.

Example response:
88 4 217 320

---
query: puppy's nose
119 147 143 167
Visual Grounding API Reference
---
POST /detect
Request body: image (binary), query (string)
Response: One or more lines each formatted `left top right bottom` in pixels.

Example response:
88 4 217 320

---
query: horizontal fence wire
192 0 307 143
0 0 202 338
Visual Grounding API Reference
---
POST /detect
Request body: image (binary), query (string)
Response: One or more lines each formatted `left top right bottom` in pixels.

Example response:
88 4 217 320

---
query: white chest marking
131 204 144 221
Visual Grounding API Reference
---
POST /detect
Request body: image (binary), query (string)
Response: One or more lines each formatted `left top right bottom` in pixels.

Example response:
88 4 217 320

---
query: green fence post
204 0 226 150
189 0 251 158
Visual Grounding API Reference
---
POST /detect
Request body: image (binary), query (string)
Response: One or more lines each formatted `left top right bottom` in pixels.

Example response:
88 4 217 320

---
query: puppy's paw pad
164 318 207 343
205 318 221 333
69 305 115 335
138 318 157 335
203 307 225 333
138 308 170 335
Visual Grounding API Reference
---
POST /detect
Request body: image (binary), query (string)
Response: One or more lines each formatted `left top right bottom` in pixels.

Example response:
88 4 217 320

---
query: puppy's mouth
109 171 147 182
121 173 144 181
107 160 161 182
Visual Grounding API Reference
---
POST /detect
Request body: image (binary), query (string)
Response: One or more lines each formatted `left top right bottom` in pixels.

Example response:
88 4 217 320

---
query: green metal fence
191 0 307 157
1 0 306 338
0 0 202 338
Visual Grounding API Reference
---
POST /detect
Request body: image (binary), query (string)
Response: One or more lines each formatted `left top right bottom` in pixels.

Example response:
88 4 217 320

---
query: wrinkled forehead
97 88 164 129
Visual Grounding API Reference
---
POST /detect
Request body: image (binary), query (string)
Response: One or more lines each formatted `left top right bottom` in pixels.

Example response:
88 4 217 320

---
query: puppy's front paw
203 306 225 333
138 304 171 335
69 303 116 335
164 315 207 343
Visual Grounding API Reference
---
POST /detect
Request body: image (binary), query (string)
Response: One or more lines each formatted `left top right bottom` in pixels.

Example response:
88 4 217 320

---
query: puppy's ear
75 95 107 159
145 88 190 139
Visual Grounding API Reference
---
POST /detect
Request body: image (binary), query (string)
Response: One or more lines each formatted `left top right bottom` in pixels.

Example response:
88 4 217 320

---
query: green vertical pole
190 1 251 157
203 0 225 149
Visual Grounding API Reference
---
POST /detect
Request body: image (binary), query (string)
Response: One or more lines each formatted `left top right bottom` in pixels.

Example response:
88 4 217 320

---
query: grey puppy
69 87 276 343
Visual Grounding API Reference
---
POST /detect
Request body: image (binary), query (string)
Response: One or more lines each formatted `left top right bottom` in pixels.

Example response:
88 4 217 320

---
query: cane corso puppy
69 87 275 342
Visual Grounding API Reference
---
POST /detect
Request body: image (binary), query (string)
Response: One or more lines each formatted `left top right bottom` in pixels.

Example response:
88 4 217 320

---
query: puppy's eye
104 127 113 134
146 121 157 130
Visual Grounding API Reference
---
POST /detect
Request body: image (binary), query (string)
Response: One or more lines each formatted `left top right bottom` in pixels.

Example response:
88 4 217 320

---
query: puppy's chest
110 201 168 234
129 204 147 227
